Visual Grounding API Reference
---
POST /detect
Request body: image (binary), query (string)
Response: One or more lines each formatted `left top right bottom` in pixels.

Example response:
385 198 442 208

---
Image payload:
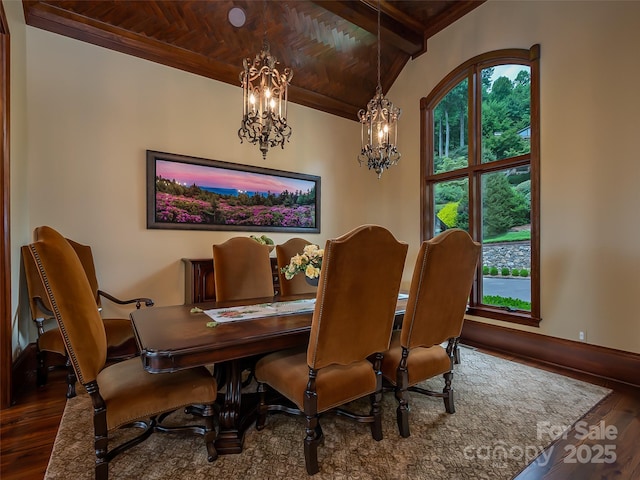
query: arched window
421 45 540 326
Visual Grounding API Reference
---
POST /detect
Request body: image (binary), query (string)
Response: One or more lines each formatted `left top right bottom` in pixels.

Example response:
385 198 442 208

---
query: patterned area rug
45 347 610 479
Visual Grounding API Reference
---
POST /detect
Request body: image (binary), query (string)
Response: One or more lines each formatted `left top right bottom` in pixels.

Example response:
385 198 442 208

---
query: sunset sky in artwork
156 160 315 194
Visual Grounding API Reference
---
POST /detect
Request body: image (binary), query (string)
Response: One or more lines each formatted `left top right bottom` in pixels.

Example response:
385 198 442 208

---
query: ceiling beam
314 0 424 56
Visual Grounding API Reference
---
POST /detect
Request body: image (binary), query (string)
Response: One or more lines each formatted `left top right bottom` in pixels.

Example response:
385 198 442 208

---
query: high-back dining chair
21 237 153 398
212 237 274 301
28 226 218 480
276 237 318 296
21 245 70 389
255 225 408 475
380 228 480 438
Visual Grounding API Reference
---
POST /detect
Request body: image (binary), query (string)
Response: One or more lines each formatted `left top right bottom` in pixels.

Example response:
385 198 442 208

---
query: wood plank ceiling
22 0 484 120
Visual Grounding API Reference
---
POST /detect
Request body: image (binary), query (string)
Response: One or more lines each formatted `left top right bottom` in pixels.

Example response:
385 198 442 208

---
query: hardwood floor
0 365 68 480
1 348 638 480
488 349 640 480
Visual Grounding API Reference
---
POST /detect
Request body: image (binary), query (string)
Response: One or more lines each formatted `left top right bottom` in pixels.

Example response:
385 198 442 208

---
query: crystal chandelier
238 5 293 160
357 2 401 178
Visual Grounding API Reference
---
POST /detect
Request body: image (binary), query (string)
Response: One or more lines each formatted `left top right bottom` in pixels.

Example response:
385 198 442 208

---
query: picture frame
147 150 320 233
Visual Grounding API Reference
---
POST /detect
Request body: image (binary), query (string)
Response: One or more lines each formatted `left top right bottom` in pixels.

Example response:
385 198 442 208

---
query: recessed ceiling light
228 7 246 28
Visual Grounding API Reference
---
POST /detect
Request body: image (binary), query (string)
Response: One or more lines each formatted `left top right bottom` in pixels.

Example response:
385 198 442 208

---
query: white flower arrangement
282 244 324 280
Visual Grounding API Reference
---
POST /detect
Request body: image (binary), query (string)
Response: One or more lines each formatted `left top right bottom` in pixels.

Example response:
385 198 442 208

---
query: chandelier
238 5 293 160
357 2 401 178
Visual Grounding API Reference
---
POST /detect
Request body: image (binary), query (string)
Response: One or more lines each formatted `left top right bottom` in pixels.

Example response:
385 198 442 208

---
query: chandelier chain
262 0 267 45
377 0 381 90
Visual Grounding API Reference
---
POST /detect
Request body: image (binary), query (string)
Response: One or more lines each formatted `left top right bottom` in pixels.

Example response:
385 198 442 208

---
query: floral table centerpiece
282 244 323 285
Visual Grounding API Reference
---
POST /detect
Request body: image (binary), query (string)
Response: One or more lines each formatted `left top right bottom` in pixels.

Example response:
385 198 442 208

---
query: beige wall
7 0 640 359
388 0 640 353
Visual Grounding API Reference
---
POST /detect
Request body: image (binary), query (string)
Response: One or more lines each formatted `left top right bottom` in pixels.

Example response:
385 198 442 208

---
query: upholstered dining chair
21 239 154 398
212 236 274 301
212 236 276 386
276 237 318 296
255 224 408 475
28 226 218 480
380 228 480 438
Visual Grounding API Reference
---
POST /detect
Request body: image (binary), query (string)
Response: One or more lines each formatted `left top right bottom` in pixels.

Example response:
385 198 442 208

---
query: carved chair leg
443 371 455 414
202 403 218 462
369 352 384 441
95 460 108 480
395 386 411 438
256 382 267 431
370 390 384 441
66 357 77 399
303 370 321 476
395 354 411 438
304 413 321 475
94 424 109 480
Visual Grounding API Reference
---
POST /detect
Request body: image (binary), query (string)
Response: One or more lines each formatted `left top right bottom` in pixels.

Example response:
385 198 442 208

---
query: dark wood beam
314 0 424 56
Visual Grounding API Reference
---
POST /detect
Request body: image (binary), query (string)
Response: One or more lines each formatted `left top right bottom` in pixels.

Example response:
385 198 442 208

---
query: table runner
204 298 317 323
204 293 408 323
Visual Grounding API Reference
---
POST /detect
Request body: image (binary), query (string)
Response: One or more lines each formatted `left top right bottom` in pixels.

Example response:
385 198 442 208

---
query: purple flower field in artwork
155 192 210 223
156 192 315 228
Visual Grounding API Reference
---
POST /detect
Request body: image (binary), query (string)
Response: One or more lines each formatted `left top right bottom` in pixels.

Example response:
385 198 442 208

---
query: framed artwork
146 150 320 233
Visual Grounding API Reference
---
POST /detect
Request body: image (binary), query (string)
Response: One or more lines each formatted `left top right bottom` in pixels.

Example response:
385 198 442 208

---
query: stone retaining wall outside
482 241 530 270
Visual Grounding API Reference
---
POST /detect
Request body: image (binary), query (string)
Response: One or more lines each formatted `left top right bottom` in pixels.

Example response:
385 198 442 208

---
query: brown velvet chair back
23 238 102 314
400 229 480 349
28 226 108 384
276 237 317 296
213 237 275 301
66 239 101 307
307 225 408 370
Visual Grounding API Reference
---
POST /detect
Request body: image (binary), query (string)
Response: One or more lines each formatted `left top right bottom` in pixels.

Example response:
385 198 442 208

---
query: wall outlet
579 330 586 342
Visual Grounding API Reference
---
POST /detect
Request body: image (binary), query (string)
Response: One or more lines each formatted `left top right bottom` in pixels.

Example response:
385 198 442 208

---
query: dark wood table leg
214 359 260 454
215 360 243 453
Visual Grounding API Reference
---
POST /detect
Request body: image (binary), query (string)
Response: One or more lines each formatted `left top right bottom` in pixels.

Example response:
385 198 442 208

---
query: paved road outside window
483 277 530 302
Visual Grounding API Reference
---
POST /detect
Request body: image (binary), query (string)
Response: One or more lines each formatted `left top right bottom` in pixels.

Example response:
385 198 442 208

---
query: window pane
433 178 469 235
481 65 531 163
423 47 540 324
481 169 531 310
433 78 468 174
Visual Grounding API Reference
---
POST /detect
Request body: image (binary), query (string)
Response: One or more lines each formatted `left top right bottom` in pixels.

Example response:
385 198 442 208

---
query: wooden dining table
130 293 408 454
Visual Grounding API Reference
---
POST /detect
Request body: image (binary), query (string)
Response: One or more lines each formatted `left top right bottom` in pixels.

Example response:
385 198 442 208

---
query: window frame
420 45 541 327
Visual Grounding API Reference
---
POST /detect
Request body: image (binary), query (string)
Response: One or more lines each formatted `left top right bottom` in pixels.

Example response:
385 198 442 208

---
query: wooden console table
182 258 281 304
